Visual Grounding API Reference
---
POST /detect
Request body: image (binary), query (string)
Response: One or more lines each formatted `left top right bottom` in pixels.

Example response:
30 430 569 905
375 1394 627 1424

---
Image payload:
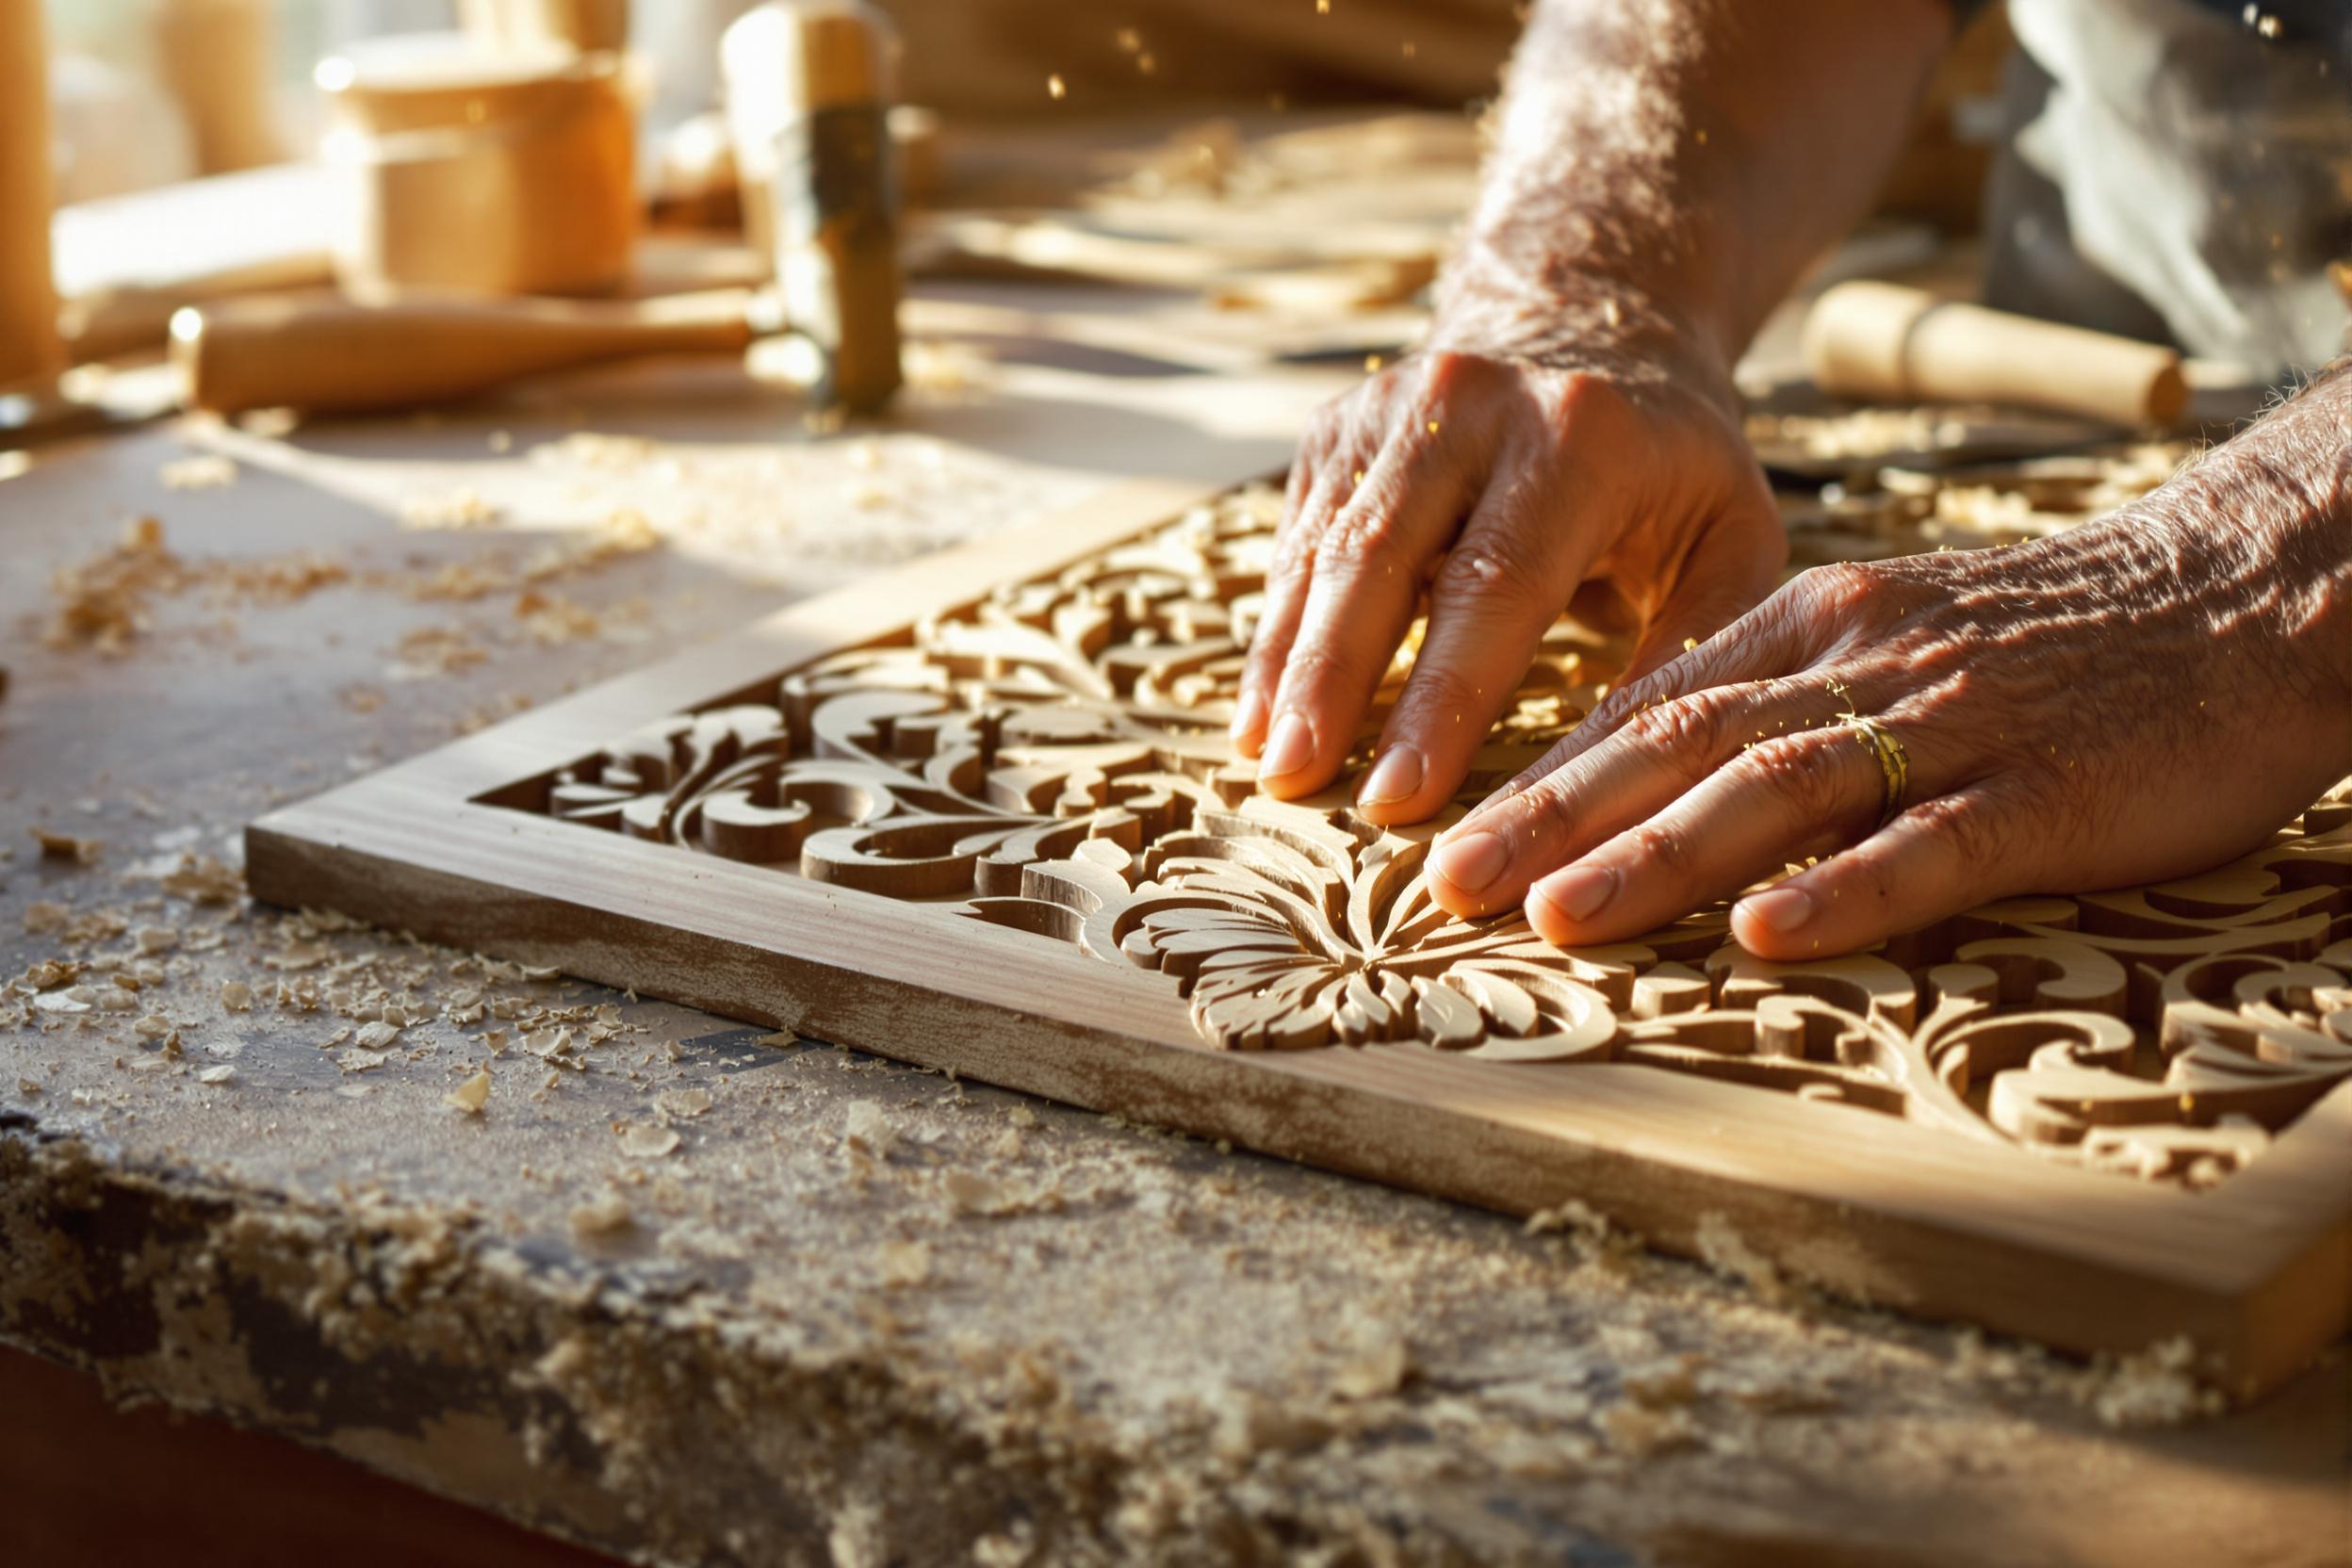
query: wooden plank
248 472 2352 1400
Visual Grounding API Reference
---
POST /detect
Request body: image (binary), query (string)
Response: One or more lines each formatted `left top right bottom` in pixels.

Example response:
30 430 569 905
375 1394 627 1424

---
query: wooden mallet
722 0 904 416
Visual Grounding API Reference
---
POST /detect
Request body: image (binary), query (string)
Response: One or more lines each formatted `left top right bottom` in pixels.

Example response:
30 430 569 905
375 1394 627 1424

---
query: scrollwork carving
511 486 2352 1186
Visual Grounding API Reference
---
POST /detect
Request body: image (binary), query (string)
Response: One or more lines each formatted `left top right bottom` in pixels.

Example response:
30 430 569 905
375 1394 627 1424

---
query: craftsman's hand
1233 337 1786 825
1424 441 2352 958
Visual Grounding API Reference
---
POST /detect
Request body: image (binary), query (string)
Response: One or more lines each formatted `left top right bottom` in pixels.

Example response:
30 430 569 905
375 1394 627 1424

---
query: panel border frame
246 472 2352 1399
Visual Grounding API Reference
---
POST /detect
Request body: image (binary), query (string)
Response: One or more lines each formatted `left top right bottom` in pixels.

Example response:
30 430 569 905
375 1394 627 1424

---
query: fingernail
1535 863 1616 923
1429 829 1509 895
1257 711 1315 780
1230 688 1267 744
1740 886 1815 935
1356 744 1423 807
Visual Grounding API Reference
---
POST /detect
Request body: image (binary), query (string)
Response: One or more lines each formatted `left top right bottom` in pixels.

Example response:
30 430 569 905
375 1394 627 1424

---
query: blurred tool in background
1804 281 2186 430
175 288 785 416
153 0 287 174
9 0 912 434
722 0 903 414
0 0 66 390
316 31 639 298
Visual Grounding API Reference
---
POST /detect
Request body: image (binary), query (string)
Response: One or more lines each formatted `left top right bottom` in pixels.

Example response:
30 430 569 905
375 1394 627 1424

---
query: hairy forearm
2167 363 2352 714
1436 0 1951 390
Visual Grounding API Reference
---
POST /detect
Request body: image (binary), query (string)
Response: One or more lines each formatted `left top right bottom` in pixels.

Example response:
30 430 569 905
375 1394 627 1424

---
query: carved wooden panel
248 473 2352 1400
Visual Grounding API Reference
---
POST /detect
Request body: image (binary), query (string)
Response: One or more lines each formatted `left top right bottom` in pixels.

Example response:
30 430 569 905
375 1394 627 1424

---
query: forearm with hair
2179 361 2352 713
1435 0 1952 390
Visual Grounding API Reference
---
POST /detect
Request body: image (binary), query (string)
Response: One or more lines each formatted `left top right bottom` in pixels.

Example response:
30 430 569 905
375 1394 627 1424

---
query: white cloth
1988 0 2352 378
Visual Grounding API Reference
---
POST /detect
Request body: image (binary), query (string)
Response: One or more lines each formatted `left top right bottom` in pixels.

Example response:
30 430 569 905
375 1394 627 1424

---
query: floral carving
505 487 2352 1186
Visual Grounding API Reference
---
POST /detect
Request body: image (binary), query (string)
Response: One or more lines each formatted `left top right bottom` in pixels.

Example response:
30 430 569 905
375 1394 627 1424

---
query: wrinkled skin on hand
1423 448 2352 959
1231 344 1786 826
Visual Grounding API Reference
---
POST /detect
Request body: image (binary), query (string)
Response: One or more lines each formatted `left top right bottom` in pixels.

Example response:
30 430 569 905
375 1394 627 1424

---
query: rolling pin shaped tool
172 289 784 416
1803 281 2188 429
723 0 905 416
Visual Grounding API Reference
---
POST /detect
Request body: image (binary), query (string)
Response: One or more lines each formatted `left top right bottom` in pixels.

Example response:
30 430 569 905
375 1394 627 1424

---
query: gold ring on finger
1845 715 1909 826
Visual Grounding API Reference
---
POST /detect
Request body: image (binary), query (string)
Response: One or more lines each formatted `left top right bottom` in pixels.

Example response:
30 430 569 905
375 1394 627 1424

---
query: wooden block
247 475 2352 1402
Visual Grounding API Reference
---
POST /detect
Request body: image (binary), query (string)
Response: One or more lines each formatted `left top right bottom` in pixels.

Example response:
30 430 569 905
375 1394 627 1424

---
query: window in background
39 0 460 202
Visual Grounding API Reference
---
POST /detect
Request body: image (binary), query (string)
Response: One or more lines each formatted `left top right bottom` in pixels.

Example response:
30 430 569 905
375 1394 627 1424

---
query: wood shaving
656 1087 714 1119
33 830 102 865
159 454 237 491
400 487 502 530
569 1194 635 1240
513 589 601 645
153 854 243 905
619 1122 681 1159
386 625 488 680
844 1099 895 1156
44 516 350 655
1693 1213 1793 1307
1330 1330 1413 1399
530 431 661 470
445 1070 492 1114
880 1239 932 1287
2079 1336 2225 1429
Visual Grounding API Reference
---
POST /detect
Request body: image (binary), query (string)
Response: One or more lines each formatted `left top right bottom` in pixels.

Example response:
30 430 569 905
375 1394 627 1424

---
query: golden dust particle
1115 25 1140 49
1695 128 1708 145
1353 468 1365 485
1683 636 1698 651
1364 353 1384 371
1316 0 1329 12
1047 74 1067 99
1137 52 1155 74
1402 40 1416 57
1427 420 1440 434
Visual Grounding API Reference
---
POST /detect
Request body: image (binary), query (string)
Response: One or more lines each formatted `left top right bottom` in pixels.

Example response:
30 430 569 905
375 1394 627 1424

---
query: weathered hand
1426 446 2352 959
1233 339 1785 825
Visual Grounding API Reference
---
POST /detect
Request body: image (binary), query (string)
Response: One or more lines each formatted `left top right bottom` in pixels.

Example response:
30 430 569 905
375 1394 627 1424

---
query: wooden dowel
1803 281 2188 429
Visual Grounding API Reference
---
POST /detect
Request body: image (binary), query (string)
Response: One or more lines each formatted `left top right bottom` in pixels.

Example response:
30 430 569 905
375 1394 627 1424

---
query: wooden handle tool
1802 280 2188 429
723 0 905 415
172 289 781 416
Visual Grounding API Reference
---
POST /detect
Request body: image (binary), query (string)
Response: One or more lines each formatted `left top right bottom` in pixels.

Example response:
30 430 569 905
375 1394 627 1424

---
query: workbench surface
2 284 2344 1568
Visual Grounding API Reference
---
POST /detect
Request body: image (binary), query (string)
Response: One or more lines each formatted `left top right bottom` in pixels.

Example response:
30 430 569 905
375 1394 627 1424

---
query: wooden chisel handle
172 288 768 416
1802 281 2187 429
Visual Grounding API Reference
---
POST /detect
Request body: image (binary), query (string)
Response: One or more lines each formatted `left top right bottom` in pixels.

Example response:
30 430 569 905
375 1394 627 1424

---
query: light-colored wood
0 0 65 389
318 34 637 299
722 0 903 414
1804 281 2189 429
150 0 286 174
456 0 629 55
246 475 2352 1401
173 288 763 415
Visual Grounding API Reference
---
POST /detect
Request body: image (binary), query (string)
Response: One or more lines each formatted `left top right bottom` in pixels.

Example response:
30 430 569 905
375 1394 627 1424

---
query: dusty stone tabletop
1 333 2345 1568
